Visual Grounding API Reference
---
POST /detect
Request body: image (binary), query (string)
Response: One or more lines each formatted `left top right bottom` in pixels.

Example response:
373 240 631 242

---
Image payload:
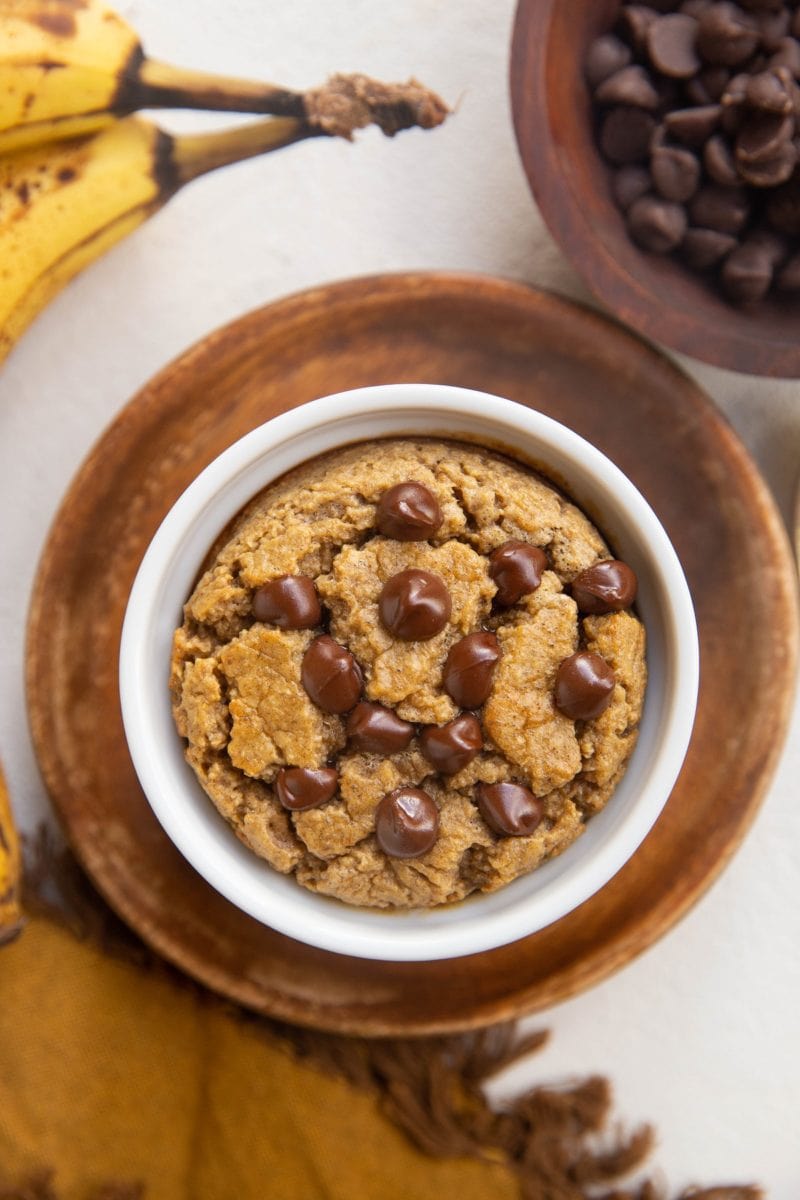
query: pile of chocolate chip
588 0 800 304
250 480 638 862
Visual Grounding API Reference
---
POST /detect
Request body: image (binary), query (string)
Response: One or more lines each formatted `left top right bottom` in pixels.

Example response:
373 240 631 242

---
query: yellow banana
0 0 322 155
0 763 23 945
0 112 318 361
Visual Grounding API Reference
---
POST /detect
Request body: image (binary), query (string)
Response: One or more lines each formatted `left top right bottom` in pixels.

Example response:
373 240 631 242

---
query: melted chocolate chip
378 569 452 641
301 635 362 713
477 782 544 837
276 766 338 811
252 575 321 629
554 652 616 721
346 702 415 754
375 481 443 541
571 560 638 613
375 787 439 858
419 714 483 775
489 540 548 606
442 632 501 708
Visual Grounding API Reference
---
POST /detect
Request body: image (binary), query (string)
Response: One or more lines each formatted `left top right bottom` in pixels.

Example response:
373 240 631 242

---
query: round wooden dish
511 0 800 378
26 273 798 1036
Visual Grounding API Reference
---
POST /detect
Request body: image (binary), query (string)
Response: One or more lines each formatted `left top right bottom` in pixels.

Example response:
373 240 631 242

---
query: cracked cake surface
170 437 647 909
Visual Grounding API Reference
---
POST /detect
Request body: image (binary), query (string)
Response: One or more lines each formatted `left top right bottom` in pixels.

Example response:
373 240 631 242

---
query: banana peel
0 763 24 945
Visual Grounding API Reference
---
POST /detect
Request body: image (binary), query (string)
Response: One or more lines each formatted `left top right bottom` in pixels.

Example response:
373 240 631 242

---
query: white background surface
0 0 798 1191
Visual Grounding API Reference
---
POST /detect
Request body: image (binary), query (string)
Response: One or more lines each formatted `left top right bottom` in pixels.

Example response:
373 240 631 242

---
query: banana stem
136 60 307 119
170 116 321 187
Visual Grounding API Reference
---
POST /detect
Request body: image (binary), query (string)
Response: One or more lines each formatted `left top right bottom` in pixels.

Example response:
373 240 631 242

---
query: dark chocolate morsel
442 632 501 708
681 226 738 267
681 0 712 19
664 104 722 145
252 575 322 630
554 652 616 721
736 111 794 164
700 65 731 99
613 165 653 210
703 133 740 185
586 34 633 89
775 251 800 290
628 194 688 252
420 713 482 775
376 481 443 541
276 767 338 812
721 232 786 302
488 540 548 605
378 569 451 641
301 635 362 713
689 184 750 233
758 10 791 54
375 787 439 858
596 65 660 109
647 14 701 78
617 5 659 52
600 107 657 164
346 702 415 754
571 560 638 614
696 3 759 67
651 145 701 202
745 67 794 113
738 0 785 12
770 37 800 77
766 173 800 233
477 782 544 838
736 140 796 185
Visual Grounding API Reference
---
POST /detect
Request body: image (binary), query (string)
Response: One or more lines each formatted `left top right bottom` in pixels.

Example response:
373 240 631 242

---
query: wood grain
510 0 800 377
26 273 799 1035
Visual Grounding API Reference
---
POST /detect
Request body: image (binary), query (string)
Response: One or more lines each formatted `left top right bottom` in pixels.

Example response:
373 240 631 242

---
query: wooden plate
26 273 799 1036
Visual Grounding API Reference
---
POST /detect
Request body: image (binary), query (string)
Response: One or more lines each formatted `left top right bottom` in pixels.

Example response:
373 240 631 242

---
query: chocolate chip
477 783 544 838
488 540 548 606
378 569 451 641
704 133 740 183
770 36 800 77
689 183 751 231
697 3 759 67
721 230 786 300
664 103 722 144
757 9 791 53
700 64 732 98
301 635 362 713
571 560 638 613
736 138 796 183
346 702 415 754
647 14 701 77
651 144 701 200
442 632 501 708
618 5 659 52
766 172 800 231
276 767 338 811
775 250 800 289
746 66 795 112
586 34 633 88
554 652 616 721
686 75 714 103
681 226 738 266
376 481 443 541
596 65 661 109
600 107 658 163
736 110 794 162
613 164 653 209
375 787 439 858
681 0 712 17
420 713 483 775
252 575 321 630
739 0 784 12
628 194 688 251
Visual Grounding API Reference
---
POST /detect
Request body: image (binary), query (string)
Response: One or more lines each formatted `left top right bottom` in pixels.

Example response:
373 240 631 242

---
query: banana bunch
0 763 23 946
0 0 448 363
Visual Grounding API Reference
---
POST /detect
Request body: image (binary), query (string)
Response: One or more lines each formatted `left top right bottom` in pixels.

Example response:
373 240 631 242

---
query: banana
0 113 319 361
0 763 23 946
0 0 326 155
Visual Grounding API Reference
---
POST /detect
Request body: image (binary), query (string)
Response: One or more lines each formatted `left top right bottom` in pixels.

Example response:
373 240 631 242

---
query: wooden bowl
510 0 800 378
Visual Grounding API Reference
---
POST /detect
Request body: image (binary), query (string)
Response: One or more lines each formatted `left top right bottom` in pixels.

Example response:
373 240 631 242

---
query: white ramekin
120 384 699 962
